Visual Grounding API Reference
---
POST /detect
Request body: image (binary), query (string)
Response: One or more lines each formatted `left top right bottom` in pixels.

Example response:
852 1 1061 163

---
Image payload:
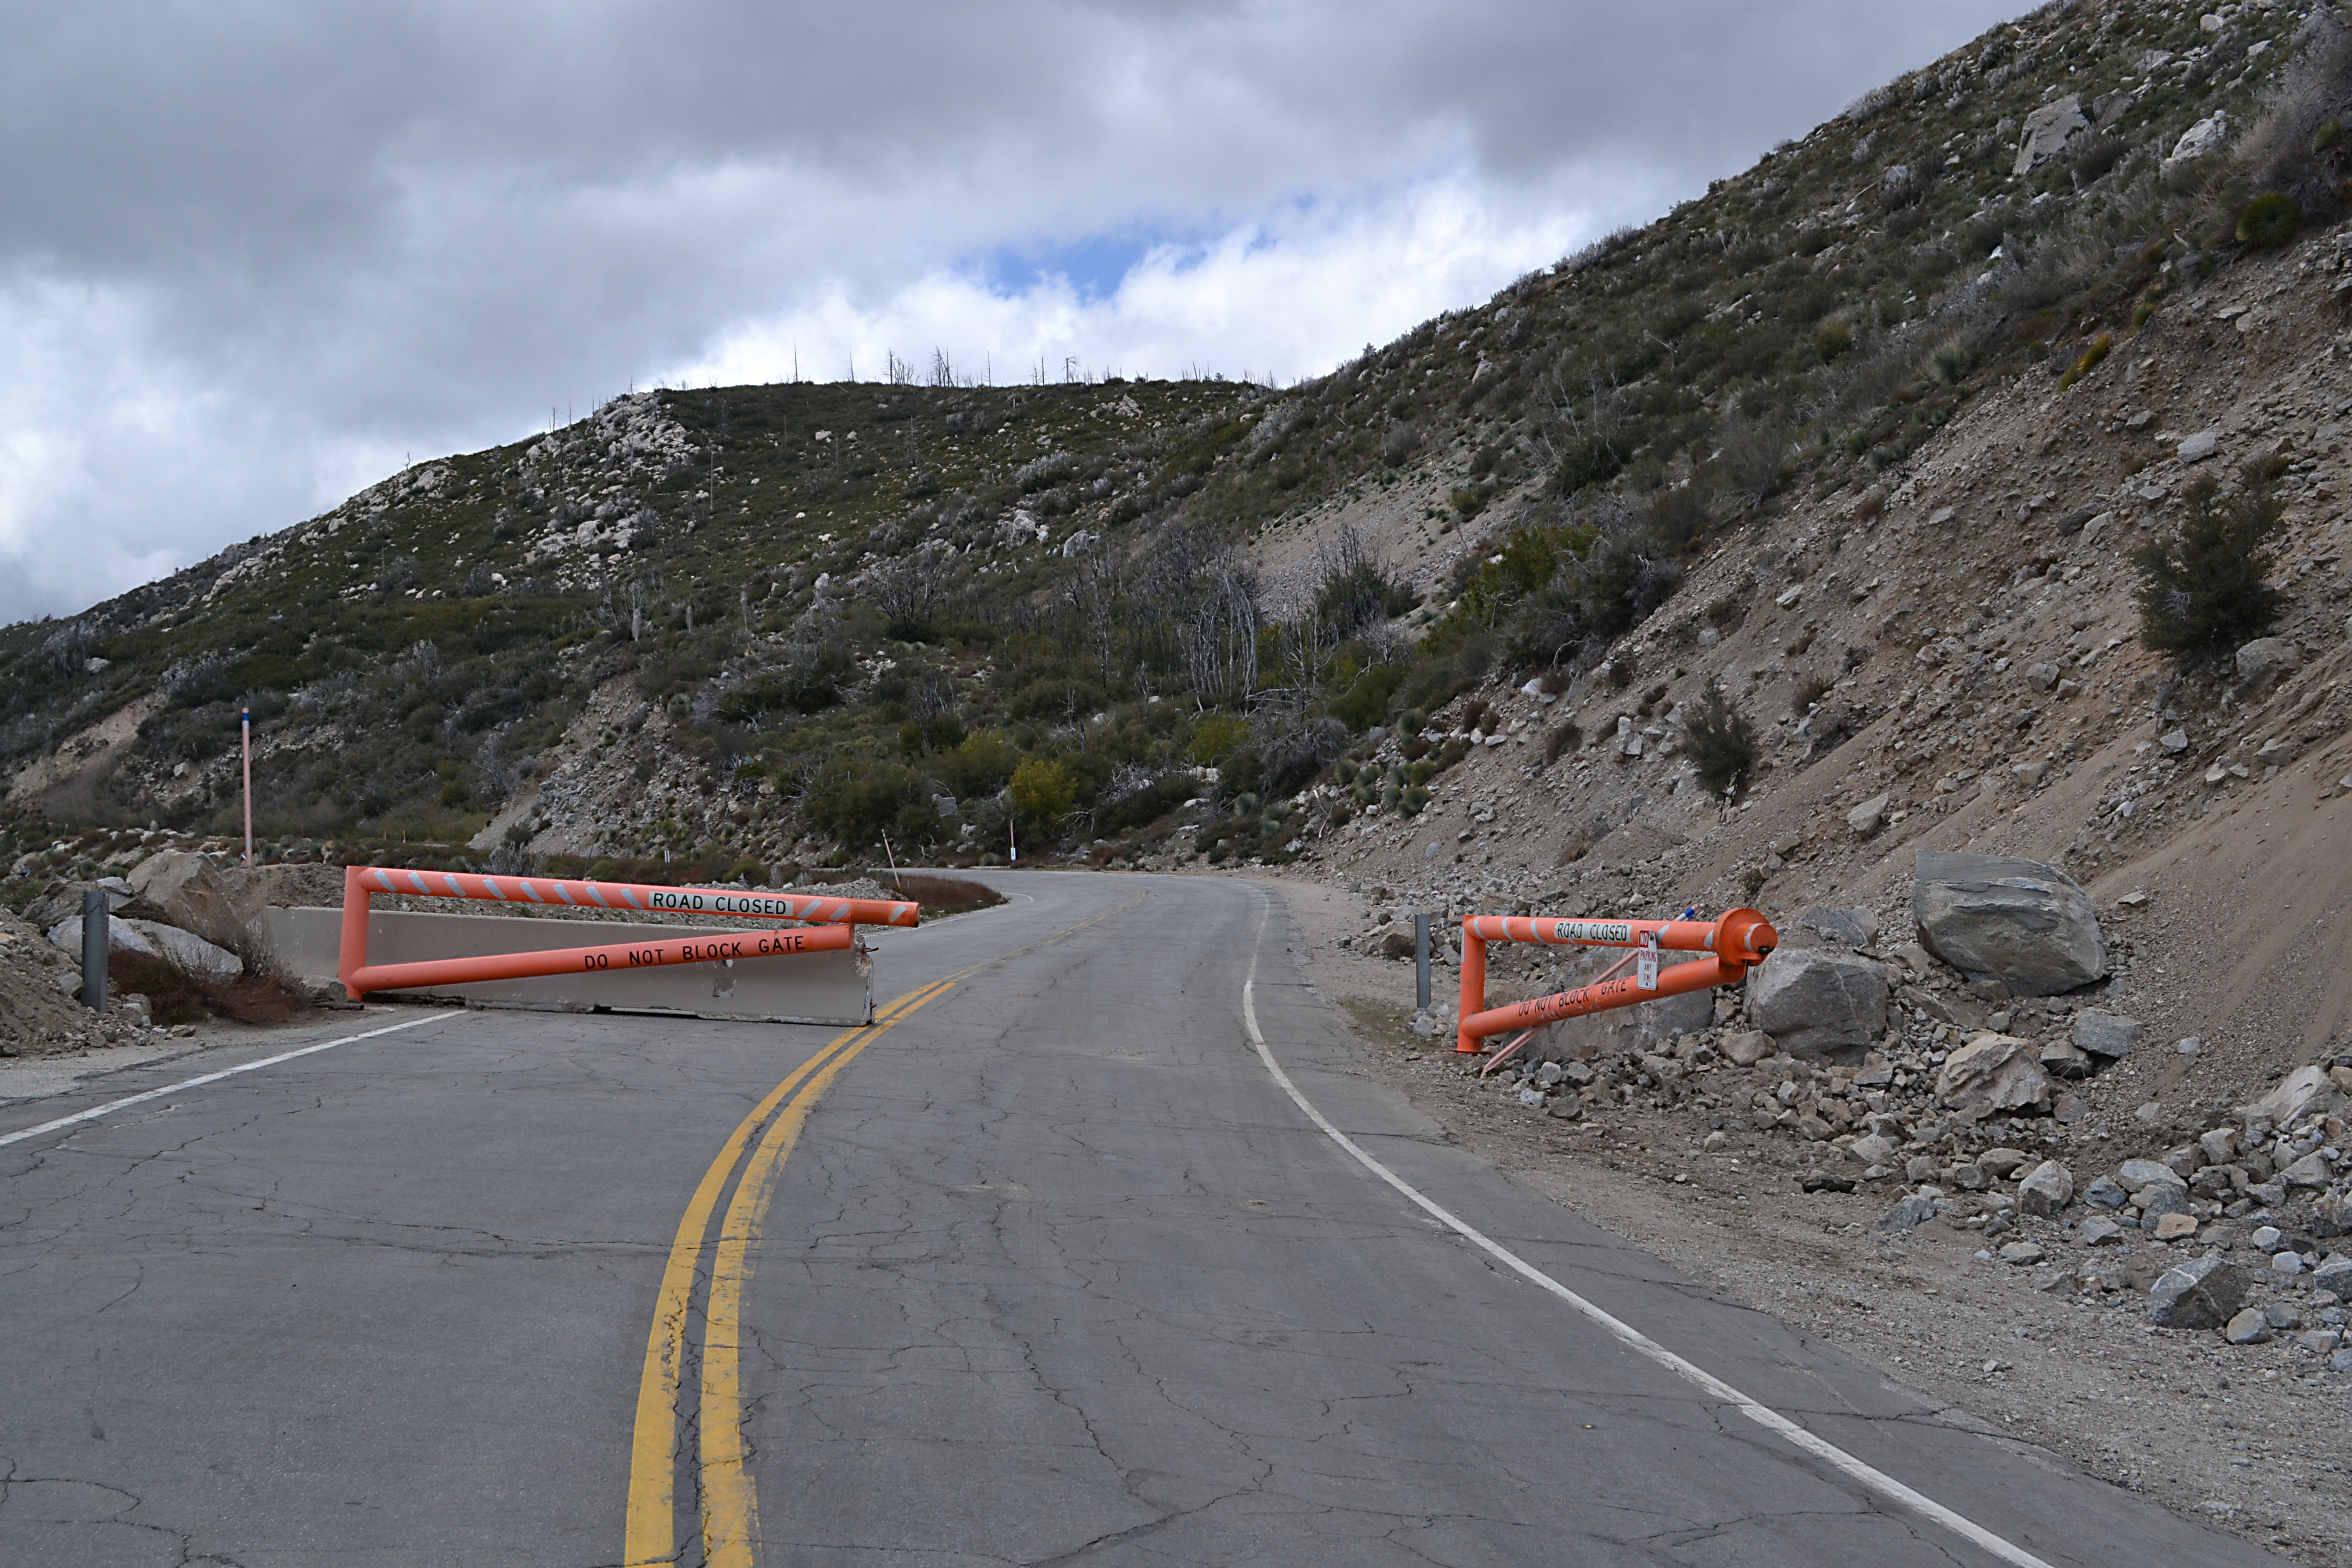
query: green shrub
1009 757 1075 827
1189 712 1250 766
2237 192 2300 247
935 730 1019 799
804 757 941 848
1815 323 1853 363
2133 473 2286 663
1330 664 1405 731
1679 684 1757 799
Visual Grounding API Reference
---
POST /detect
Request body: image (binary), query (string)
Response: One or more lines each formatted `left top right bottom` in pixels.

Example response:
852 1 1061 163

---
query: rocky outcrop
1745 947 1887 1059
1912 852 2105 996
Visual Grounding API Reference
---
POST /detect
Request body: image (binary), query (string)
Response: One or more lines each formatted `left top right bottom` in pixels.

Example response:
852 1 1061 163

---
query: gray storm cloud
0 0 2023 624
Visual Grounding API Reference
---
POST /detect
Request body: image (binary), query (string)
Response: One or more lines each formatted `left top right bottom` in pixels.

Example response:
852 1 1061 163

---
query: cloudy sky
0 1 2024 626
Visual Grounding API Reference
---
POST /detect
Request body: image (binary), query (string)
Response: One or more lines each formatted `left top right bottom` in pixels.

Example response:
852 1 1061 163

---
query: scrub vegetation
2 0 2340 876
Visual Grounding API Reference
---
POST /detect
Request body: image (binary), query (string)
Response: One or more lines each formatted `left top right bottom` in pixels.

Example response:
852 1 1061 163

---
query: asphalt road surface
0 872 2284 1567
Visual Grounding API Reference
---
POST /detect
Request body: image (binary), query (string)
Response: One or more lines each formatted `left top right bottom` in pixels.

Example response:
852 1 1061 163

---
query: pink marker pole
241 706 254 867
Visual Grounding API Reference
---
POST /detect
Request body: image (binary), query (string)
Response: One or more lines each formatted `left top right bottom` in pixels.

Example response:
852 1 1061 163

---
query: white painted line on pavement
1239 946 2058 1568
0 1011 461 1150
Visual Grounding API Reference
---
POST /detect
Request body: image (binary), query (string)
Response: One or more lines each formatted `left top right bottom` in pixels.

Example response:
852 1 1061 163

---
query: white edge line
0 1011 462 1151
1237 938 2056 1568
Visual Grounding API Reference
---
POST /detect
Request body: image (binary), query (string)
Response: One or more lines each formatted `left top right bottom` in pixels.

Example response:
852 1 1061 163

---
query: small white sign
1636 934 1659 991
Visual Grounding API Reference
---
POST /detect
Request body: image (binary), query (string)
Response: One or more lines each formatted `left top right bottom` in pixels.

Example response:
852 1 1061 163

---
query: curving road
0 872 2280 1566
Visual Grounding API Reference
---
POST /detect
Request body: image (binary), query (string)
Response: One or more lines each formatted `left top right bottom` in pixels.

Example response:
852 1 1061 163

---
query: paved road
0 872 2281 1566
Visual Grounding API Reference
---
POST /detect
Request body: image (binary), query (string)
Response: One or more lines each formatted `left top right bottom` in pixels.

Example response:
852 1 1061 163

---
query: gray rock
2166 112 2228 166
2146 1255 2248 1329
2312 1253 2352 1295
2297 1329 2343 1355
2138 1185 2195 1230
2074 1012 2141 1063
2023 662 2062 693
2000 1241 2047 1265
1913 851 2106 996
1934 1034 2052 1114
2240 1066 2333 1132
2159 728 2189 754
1848 1133 1900 1166
2013 94 2088 175
1847 793 1891 836
2223 1307 2273 1345
2281 1151 2334 1189
2273 1251 2307 1277
2177 429 2221 463
1746 947 1889 1059
46 914 243 984
2118 1159 2185 1192
2334 1349 2352 1374
2198 1126 2241 1165
2079 1215 2127 1245
2234 636 2302 692
2017 1160 2075 1216
2084 1174 2129 1210
1795 905 1879 949
2265 1304 2304 1331
1979 1147 2032 1180
1877 1192 1940 1233
1719 1029 1773 1066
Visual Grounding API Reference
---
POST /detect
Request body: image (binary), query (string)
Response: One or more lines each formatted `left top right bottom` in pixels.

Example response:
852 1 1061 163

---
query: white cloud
0 1 2030 626
676 173 1609 392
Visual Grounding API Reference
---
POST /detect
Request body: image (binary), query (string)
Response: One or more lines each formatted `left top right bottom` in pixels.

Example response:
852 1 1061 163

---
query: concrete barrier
268 907 873 1024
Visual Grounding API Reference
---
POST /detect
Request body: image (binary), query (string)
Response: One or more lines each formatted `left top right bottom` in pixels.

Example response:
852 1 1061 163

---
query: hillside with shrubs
1 0 2345 891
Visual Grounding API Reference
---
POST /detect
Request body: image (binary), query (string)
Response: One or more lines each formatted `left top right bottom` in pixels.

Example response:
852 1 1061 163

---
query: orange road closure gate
336 865 919 1002
1455 908 1777 1055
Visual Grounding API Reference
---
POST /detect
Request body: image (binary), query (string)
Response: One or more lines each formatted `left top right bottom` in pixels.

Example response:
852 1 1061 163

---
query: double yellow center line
621 889 1146 1566
622 980 954 1567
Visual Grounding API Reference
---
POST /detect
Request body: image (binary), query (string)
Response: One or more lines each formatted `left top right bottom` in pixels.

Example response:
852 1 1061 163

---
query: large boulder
126 850 269 962
2234 637 2301 693
2145 1255 2248 1330
46 913 242 984
1746 947 1888 1059
1933 1033 2052 1114
1912 852 2106 996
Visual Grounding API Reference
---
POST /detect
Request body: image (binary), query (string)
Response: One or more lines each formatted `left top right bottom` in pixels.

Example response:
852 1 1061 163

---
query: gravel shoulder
1265 872 2352 1568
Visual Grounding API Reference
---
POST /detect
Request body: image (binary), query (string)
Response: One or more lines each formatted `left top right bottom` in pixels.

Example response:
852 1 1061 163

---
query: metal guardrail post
81 888 108 1013
1414 913 1431 1011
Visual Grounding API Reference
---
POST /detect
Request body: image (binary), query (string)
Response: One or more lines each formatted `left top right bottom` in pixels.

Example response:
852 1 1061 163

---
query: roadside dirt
1267 873 2352 1567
